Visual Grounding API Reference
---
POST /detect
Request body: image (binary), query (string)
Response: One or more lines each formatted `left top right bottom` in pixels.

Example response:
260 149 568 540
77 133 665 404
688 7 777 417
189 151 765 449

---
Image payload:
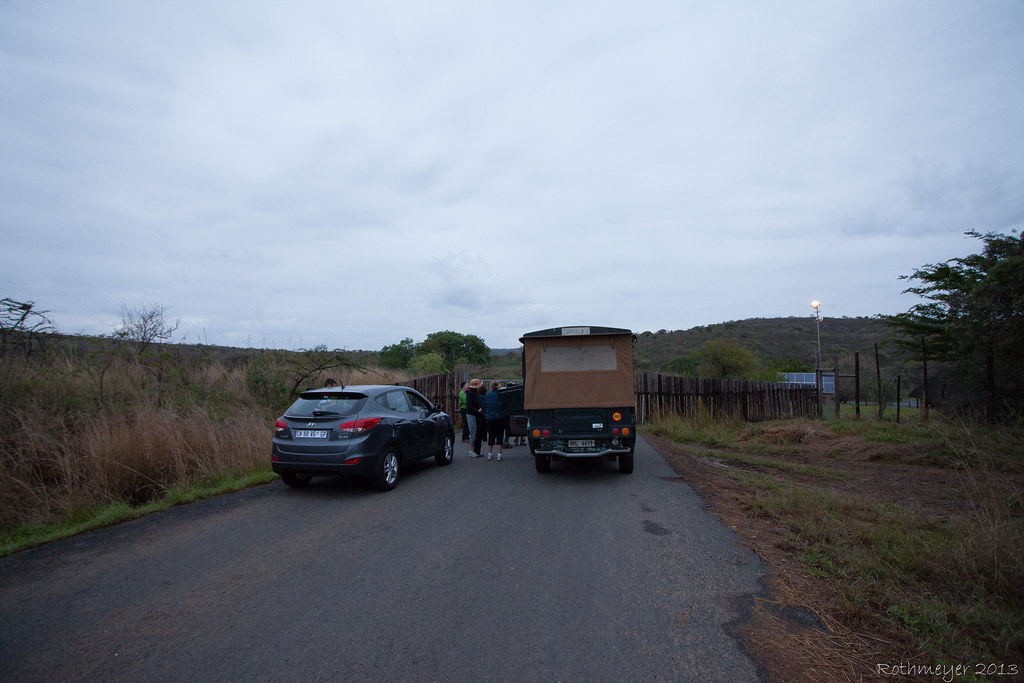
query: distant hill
47 318 911 383
632 316 913 378
44 333 383 370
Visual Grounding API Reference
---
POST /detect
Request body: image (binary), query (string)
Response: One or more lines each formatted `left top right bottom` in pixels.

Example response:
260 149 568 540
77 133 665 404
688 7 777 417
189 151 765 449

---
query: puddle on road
643 520 672 536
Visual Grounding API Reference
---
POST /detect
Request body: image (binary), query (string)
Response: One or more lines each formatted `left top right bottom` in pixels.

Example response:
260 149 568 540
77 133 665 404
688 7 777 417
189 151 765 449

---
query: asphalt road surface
0 436 767 682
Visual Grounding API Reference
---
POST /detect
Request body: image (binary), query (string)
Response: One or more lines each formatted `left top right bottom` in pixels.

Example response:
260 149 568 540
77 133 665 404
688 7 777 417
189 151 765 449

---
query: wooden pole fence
399 371 819 425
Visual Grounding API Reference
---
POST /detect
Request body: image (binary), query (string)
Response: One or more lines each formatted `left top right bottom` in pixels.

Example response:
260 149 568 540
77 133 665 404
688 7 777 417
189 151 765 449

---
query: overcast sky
2 1 1022 351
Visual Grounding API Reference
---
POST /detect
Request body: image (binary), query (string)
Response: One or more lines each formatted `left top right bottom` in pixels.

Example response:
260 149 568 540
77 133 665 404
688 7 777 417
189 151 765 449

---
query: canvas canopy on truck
520 326 635 410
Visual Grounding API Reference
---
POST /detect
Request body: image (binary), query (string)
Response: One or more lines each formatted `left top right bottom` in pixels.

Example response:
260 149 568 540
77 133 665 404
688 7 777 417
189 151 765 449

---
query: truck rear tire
618 451 634 474
535 453 551 473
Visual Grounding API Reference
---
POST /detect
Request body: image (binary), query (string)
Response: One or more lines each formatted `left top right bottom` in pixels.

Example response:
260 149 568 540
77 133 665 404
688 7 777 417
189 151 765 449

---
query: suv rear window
287 392 366 417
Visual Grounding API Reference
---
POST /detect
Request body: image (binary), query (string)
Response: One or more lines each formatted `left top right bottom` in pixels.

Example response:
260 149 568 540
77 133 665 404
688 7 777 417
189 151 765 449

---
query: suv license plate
568 439 595 448
295 430 330 439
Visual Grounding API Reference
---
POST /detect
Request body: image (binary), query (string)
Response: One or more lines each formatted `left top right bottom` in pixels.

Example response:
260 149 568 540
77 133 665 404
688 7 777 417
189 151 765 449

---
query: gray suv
272 385 454 491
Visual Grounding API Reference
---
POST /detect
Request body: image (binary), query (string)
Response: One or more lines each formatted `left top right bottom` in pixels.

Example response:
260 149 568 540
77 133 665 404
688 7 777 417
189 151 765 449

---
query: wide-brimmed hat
468 378 483 389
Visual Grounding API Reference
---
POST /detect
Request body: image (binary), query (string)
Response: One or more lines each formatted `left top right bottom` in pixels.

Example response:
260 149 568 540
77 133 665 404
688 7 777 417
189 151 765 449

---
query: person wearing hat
465 378 485 456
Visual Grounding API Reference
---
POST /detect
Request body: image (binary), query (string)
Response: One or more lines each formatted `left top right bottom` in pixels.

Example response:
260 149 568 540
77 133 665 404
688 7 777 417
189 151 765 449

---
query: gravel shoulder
643 428 1024 682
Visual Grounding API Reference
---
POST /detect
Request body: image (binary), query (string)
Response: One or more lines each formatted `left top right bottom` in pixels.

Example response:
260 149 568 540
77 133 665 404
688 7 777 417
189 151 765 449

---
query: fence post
921 336 929 423
875 343 883 421
815 349 823 419
896 375 901 424
854 351 860 420
833 354 840 419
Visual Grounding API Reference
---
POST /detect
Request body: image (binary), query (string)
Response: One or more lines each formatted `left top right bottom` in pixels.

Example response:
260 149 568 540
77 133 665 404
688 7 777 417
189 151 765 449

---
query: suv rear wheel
373 448 400 491
281 472 312 488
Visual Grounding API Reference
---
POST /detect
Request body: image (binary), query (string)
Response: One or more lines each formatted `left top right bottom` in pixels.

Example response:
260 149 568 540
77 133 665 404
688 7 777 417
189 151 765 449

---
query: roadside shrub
0 342 280 531
244 351 289 407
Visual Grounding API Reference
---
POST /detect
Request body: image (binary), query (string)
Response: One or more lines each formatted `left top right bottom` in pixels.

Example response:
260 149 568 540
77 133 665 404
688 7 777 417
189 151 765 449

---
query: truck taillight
531 428 550 437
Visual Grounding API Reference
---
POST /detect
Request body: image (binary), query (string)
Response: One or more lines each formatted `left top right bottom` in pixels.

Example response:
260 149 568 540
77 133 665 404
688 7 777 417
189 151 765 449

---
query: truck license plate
295 430 330 439
568 439 595 448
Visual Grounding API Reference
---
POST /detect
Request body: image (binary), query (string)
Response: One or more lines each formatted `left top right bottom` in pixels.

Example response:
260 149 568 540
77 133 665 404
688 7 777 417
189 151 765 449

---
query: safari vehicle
513 326 636 474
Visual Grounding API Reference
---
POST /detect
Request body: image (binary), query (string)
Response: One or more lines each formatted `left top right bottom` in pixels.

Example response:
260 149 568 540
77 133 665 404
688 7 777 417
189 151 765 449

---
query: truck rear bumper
533 446 632 458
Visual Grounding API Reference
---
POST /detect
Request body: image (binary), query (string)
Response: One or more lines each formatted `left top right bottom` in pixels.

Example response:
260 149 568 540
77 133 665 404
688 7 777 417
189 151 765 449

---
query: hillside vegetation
633 316 908 376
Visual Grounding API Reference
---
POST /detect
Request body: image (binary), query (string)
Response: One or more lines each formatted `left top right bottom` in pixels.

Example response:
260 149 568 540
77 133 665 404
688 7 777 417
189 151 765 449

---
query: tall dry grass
0 343 402 532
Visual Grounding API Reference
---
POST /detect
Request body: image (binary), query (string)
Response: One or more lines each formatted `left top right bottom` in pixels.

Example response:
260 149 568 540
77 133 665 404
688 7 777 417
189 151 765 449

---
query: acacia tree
884 230 1024 420
695 338 758 379
285 345 364 398
112 302 184 399
379 337 416 369
408 352 448 375
0 298 54 361
662 354 698 376
377 331 491 374
418 330 490 369
117 303 180 355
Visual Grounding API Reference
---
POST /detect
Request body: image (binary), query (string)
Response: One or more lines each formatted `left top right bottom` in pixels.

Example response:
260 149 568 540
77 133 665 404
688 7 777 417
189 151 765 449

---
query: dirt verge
644 429 1024 682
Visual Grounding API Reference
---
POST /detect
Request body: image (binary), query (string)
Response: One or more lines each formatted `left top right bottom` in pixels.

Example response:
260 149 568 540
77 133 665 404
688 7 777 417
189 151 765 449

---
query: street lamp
811 301 823 417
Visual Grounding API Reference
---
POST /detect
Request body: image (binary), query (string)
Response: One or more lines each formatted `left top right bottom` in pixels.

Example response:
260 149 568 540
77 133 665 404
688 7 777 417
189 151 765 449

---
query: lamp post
811 300 823 417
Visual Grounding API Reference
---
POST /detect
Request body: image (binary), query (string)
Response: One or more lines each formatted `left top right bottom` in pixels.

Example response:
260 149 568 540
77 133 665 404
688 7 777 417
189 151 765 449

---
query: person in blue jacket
483 380 504 461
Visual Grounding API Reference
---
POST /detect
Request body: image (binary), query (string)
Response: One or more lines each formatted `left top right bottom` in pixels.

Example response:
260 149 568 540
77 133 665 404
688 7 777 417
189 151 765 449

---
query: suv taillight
340 417 383 433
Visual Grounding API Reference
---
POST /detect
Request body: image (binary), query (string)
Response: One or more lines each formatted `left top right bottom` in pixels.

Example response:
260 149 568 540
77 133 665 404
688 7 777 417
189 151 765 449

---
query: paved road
0 436 767 682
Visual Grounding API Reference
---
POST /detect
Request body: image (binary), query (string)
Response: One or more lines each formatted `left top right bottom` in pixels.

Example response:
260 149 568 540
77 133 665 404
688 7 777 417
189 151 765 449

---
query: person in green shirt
458 382 469 442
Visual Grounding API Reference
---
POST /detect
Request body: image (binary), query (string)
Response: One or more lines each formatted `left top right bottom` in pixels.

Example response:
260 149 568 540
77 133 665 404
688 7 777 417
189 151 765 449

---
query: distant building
780 372 833 395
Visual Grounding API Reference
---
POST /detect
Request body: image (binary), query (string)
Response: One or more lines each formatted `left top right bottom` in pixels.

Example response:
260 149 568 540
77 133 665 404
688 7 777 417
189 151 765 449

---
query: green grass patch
0 470 278 557
643 413 744 449
645 412 1024 667
748 474 1021 661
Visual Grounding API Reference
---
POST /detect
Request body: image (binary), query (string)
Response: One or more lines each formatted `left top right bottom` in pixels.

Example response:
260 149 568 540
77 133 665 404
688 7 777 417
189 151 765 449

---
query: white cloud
1 0 1022 351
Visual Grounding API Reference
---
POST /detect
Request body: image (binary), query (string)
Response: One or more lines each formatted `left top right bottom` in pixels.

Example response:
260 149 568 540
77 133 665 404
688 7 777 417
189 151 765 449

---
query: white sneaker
469 451 481 458
496 455 502 461
486 453 493 460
